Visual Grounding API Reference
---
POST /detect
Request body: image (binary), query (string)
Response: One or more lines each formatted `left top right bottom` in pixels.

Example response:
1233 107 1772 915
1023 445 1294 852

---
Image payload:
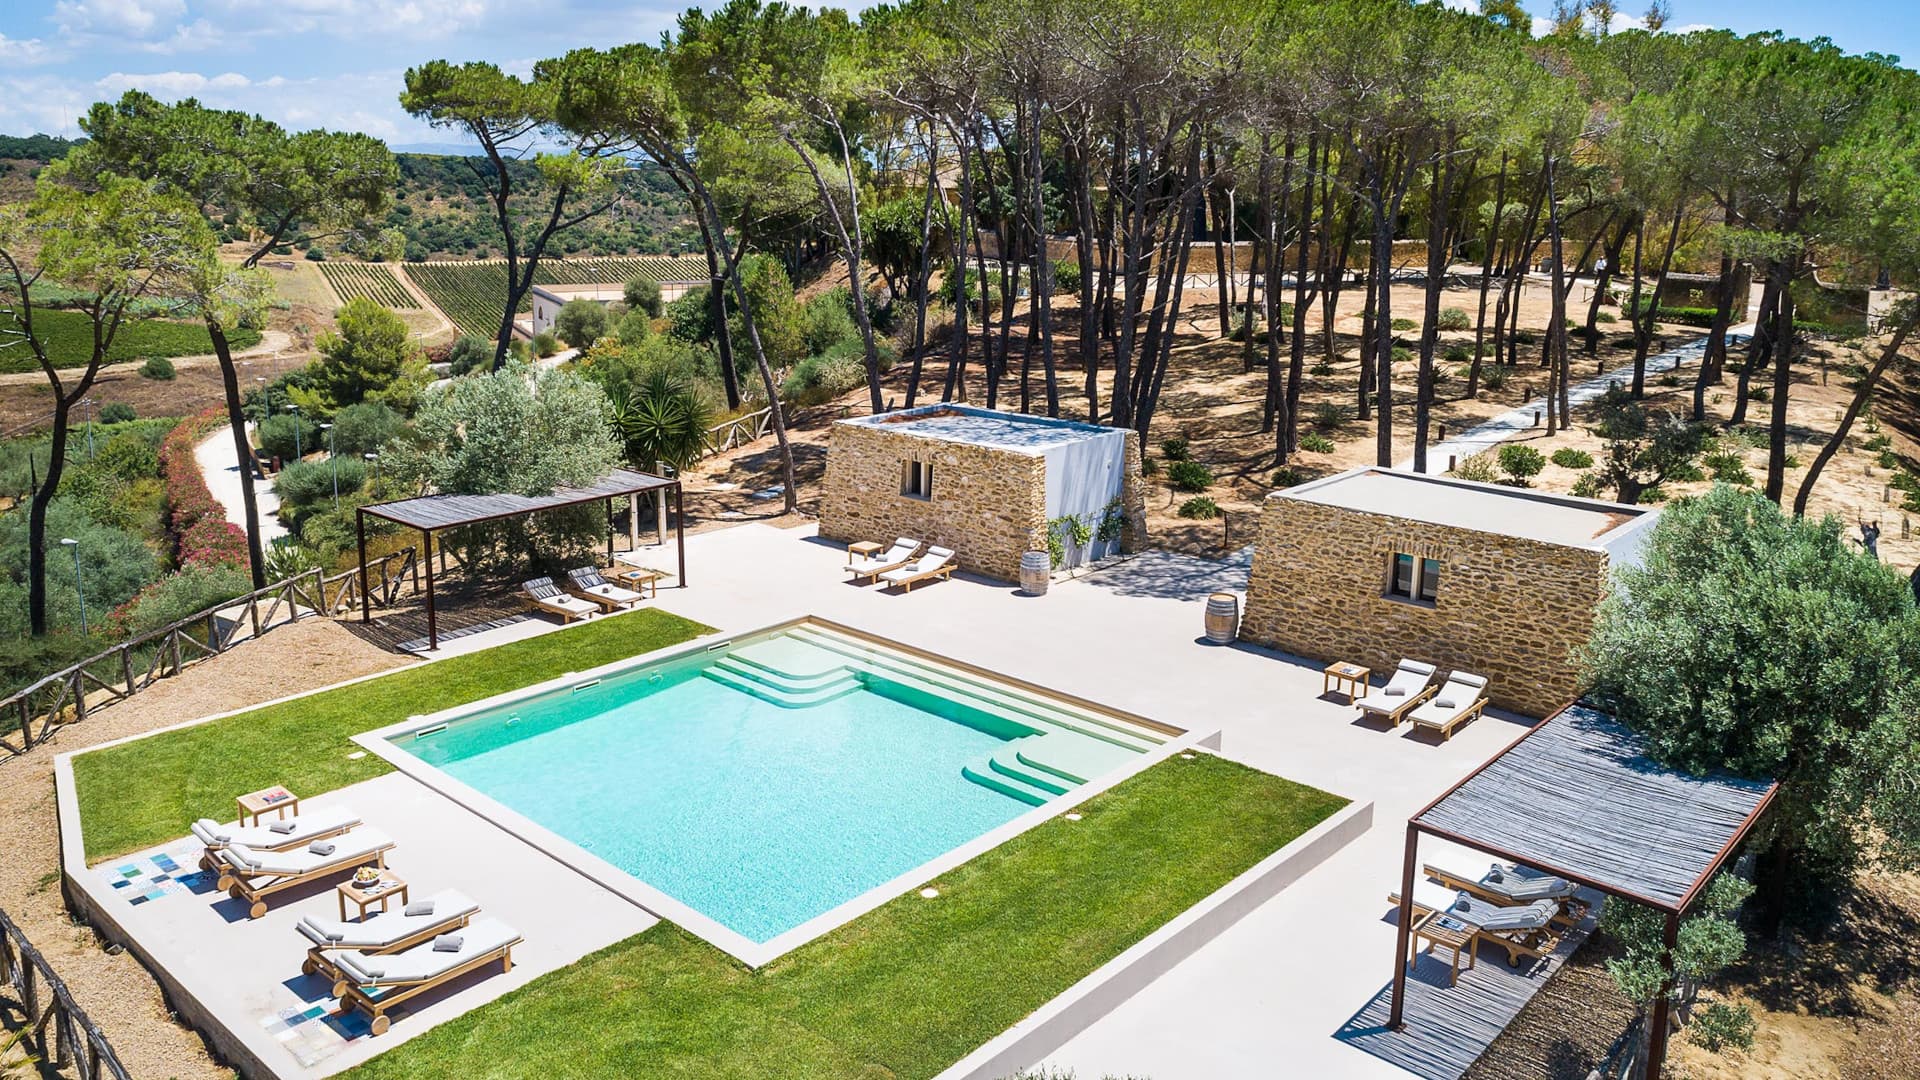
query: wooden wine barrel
1204 592 1239 644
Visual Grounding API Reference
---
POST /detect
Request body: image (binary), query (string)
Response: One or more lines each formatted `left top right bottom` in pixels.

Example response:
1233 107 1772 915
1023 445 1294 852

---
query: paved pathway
193 424 287 545
1398 325 1755 473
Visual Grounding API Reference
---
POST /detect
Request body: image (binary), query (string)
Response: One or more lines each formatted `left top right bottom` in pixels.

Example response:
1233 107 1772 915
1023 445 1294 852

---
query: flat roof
1416 704 1775 911
1276 467 1645 547
839 405 1124 454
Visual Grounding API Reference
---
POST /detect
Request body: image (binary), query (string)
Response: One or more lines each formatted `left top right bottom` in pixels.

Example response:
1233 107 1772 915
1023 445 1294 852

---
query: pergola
1389 704 1777 1080
355 468 685 652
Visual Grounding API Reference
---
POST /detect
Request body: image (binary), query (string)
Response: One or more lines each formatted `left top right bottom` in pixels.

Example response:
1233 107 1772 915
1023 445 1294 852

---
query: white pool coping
353 615 1203 969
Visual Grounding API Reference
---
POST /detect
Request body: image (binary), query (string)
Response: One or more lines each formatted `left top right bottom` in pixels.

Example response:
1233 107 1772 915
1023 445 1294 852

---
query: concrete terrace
67 520 1542 1079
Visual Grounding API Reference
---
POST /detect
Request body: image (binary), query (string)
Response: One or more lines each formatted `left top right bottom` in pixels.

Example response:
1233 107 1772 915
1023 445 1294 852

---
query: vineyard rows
402 255 703 339
316 262 419 309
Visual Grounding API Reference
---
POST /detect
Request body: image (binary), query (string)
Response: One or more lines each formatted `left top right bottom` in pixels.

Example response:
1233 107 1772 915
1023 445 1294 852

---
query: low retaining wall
936 790 1374 1080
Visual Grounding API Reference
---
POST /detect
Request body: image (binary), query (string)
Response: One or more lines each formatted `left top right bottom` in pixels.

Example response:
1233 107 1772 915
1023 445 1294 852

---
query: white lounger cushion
1411 673 1487 725
191 805 359 849
219 828 393 875
1388 878 1466 917
879 546 953 584
580 582 642 605
1425 853 1578 903
1448 896 1558 932
298 889 478 948
1356 659 1436 714
847 538 920 576
334 917 520 985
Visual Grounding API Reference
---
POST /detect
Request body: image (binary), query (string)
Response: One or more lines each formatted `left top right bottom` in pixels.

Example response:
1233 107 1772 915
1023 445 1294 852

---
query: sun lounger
1409 670 1489 739
299 889 480 985
1424 855 1587 925
518 576 598 623
1450 896 1567 967
190 805 361 870
846 538 921 583
565 566 643 611
1354 659 1438 726
879 545 955 593
332 916 522 1035
215 828 395 919
1387 878 1470 919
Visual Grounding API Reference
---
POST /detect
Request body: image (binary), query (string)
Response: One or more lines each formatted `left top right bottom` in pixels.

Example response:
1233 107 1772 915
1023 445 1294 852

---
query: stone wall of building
819 422 1050 582
1239 495 1610 719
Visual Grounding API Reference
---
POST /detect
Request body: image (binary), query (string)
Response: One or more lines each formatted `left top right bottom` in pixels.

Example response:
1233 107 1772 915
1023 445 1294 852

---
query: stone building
1240 467 1659 719
819 405 1147 582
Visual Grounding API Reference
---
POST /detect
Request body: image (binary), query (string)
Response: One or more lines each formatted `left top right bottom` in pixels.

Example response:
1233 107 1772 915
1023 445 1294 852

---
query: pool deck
63 521 1548 1079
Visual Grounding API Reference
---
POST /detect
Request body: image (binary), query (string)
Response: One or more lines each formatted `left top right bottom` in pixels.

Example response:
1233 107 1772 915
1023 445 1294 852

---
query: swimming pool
365 620 1177 962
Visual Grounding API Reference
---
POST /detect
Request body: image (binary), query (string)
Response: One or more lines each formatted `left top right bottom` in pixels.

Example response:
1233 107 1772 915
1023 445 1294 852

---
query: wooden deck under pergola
1362 704 1777 1080
354 468 685 651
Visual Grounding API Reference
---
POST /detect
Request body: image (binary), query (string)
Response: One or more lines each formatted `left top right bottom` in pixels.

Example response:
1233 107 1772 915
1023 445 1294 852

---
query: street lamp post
60 537 87 636
322 423 339 508
289 404 303 458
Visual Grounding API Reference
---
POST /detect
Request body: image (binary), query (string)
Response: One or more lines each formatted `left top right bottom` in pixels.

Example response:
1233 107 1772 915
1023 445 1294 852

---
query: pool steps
700 626 1163 806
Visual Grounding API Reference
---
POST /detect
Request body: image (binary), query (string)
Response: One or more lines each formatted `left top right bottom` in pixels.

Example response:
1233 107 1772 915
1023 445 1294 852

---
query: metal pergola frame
353 469 686 652
1387 706 1779 1080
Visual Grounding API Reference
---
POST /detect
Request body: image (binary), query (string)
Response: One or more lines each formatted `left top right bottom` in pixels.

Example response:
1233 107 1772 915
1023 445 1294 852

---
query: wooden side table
338 874 409 922
1411 911 1477 986
1322 662 1371 704
236 785 298 826
846 540 883 564
611 565 664 599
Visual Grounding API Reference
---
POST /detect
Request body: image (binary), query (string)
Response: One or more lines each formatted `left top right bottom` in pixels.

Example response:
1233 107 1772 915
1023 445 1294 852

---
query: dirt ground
0 617 410 1080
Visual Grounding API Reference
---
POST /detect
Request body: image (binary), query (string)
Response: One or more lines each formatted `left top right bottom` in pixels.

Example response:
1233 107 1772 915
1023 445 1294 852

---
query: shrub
1167 460 1213 493
532 332 559 358
1309 361 1335 377
1051 261 1081 294
327 401 405 457
1878 449 1901 470
1312 402 1347 429
1595 311 1617 324
1748 385 1770 403
1140 456 1159 476
92 431 159 483
1550 448 1593 469
256 413 318 463
305 246 326 261
98 402 136 425
1391 346 1413 364
1482 364 1511 390
274 457 366 510
308 297 429 412
1299 433 1335 453
1513 330 1537 345
1570 472 1603 499
1436 308 1471 332
1705 450 1753 486
1689 1002 1756 1054
553 299 610 350
446 335 492 377
623 277 663 317
157 412 251 570
1160 436 1190 461
110 562 254 637
1450 453 1498 483
1444 345 1471 365
1390 317 1416 332
1865 433 1893 452
780 352 866 407
139 356 176 380
1178 496 1219 519
801 288 860 356
1658 372 1681 388
1272 466 1305 488
1640 484 1668 502
1497 444 1545 486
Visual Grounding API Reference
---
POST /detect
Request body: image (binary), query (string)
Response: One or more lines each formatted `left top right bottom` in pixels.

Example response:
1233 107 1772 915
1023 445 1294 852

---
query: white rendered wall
1043 430 1128 567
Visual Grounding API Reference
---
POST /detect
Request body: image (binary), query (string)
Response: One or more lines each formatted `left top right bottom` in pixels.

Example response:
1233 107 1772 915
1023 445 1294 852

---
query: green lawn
343 753 1346 1080
0 308 264 373
73 608 712 861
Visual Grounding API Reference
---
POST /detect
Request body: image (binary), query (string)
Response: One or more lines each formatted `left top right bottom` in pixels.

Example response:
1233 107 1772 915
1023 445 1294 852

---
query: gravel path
195 425 288 545
0 618 411 1079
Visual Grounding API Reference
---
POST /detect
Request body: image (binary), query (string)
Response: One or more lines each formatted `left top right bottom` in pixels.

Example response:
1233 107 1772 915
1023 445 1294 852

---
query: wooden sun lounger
565 567 643 612
216 829 396 920
1409 672 1489 739
879 547 955 593
190 805 361 871
1354 659 1438 726
518 577 598 623
1423 859 1589 927
332 917 522 1036
299 889 479 987
846 538 922 583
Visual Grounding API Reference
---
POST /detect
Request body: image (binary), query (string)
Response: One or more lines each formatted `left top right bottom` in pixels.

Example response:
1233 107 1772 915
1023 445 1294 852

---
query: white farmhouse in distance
517 258 708 339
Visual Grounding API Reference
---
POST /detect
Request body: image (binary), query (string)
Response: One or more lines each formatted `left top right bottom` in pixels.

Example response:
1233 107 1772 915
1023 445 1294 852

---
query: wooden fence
0 908 131 1080
0 546 420 758
702 407 774 458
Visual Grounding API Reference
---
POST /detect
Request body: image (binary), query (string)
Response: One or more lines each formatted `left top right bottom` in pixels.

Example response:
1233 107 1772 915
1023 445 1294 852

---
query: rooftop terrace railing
0 907 132 1080
0 545 420 759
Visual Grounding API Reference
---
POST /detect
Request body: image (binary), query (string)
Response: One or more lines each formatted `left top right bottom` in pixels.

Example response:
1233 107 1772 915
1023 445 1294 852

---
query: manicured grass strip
344 754 1347 1080
0 308 262 373
73 608 712 861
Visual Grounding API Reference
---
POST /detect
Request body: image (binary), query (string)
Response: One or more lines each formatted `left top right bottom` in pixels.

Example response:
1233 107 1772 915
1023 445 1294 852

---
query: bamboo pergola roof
359 468 675 532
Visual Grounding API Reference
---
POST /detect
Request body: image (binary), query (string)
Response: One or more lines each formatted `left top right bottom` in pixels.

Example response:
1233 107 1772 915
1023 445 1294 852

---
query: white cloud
96 69 252 95
135 18 229 54
0 33 55 64
201 0 495 38
76 68 432 142
53 0 188 38
0 75 96 136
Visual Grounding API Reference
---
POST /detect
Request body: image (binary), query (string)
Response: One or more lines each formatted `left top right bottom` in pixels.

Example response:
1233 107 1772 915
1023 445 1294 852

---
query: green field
342 753 1344 1080
73 607 712 861
0 308 263 374
404 255 703 338
317 262 419 309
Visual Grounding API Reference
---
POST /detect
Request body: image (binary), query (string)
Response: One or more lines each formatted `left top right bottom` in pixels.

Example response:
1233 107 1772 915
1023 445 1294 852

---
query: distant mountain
390 142 488 157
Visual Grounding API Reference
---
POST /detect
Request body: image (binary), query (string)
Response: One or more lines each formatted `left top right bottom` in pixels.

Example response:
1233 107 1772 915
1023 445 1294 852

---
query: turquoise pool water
404 632 1047 943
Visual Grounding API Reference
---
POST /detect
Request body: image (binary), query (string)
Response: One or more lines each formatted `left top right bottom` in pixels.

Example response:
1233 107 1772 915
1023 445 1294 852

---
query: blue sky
0 1 1912 144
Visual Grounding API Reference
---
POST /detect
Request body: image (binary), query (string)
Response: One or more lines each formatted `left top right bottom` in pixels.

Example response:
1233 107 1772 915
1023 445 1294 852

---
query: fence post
120 647 134 696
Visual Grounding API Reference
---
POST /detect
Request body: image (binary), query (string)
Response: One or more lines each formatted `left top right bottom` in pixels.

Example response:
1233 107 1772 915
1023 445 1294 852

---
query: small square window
1385 552 1441 604
901 460 933 499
